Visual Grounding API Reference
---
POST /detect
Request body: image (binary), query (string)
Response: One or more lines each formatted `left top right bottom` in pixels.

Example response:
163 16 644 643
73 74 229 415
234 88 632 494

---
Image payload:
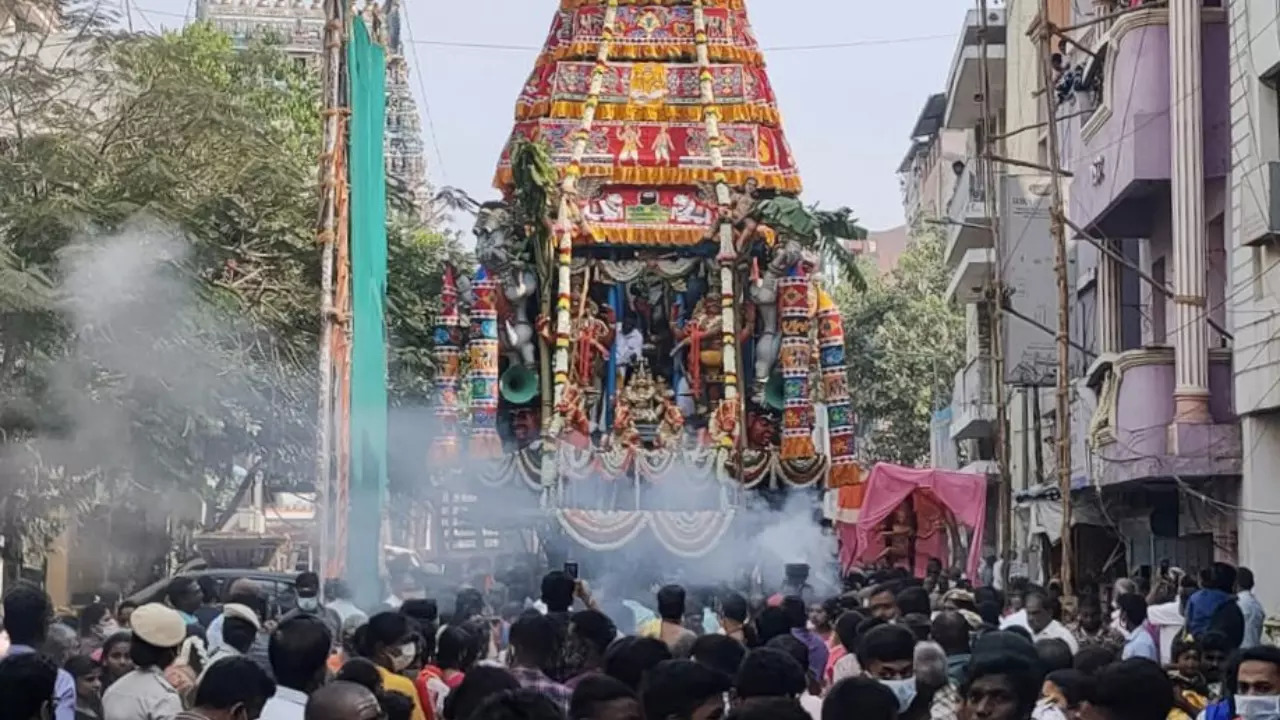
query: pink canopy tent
838 463 988 580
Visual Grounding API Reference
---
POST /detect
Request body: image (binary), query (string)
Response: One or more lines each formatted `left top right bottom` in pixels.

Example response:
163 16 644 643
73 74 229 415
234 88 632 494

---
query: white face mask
297 597 320 612
391 642 416 671
878 677 918 713
1237 695 1280 720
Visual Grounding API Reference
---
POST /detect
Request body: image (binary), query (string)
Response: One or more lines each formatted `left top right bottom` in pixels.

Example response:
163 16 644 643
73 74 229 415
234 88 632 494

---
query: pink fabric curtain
838 463 988 580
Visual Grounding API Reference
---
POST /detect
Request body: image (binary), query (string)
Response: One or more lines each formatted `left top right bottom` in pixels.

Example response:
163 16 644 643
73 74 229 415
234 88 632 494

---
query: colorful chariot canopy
493 0 801 247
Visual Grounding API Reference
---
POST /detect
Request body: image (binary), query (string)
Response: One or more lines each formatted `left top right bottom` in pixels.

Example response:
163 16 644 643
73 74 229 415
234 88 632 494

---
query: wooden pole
975 0 1013 589
1036 0 1074 597
315 0 345 590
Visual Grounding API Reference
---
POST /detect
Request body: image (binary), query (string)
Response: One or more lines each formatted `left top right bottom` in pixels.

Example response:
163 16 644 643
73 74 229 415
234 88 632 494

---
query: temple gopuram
431 0 863 559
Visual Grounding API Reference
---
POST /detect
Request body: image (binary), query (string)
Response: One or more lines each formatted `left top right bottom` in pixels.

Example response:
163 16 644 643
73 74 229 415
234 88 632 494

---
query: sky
132 0 976 233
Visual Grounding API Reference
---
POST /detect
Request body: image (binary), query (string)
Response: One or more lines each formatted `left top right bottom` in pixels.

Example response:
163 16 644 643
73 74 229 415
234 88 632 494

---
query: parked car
126 566 301 618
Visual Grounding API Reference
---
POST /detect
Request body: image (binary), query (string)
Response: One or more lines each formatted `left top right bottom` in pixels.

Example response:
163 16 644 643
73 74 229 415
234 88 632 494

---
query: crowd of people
0 558 1272 720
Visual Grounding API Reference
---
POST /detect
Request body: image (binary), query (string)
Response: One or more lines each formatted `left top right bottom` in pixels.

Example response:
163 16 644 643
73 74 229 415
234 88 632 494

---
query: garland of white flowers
555 509 738 556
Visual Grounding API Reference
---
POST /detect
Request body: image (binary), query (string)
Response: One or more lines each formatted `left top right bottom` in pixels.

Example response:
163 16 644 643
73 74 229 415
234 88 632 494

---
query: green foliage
750 197 868 291
386 225 471 404
838 226 964 465
0 21 451 553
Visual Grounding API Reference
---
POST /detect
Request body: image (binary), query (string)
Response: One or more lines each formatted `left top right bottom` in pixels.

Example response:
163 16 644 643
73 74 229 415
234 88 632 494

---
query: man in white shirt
258 614 333 720
1001 590 1079 653
1117 594 1159 661
1238 567 1266 648
1147 597 1185 665
615 317 644 373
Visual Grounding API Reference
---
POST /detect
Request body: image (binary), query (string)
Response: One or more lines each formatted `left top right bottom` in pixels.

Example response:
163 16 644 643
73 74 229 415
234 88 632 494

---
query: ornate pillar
1098 239 1122 355
1169 0 1210 423
693 0 741 449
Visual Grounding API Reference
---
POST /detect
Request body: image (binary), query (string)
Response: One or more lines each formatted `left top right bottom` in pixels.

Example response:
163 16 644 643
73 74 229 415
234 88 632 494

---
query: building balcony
947 247 995 304
951 356 996 441
943 7 1007 130
944 164 991 268
1087 347 1240 487
1067 5 1228 237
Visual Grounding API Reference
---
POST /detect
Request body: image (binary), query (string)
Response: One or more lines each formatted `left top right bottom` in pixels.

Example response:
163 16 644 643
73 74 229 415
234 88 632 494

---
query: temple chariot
429 0 863 564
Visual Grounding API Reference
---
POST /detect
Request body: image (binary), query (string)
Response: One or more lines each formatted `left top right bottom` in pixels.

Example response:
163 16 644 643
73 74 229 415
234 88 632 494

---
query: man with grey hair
915 641 959 720
1110 578 1139 633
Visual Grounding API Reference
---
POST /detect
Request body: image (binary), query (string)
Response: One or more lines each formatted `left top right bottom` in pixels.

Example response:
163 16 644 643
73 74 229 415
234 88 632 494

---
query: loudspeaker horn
764 371 785 411
500 365 539 405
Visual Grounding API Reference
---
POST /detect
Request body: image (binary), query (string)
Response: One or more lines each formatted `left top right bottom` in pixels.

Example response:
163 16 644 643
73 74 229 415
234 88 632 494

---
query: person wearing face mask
855 624 918 715
279 574 341 644
352 613 428 720
78 603 118 656
174 657 276 720
1208 646 1280 720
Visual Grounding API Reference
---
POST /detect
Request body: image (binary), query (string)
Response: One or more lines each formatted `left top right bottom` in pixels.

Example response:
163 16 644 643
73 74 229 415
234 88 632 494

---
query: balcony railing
950 355 993 417
950 355 995 440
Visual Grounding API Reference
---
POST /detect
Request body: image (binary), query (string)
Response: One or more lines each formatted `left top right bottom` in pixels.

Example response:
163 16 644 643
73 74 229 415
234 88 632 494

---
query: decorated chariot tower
433 0 863 558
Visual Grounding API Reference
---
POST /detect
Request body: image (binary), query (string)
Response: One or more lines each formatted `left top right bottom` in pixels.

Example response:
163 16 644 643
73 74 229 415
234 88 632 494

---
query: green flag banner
347 15 388 605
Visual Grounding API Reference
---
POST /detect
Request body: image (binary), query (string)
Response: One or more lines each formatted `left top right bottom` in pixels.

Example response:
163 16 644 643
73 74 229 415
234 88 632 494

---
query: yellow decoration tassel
781 436 816 460
535 42 764 67
494 165 801 195
516 99 782 127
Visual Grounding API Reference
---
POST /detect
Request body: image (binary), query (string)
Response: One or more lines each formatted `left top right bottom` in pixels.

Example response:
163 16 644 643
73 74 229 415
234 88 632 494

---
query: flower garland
556 509 737 556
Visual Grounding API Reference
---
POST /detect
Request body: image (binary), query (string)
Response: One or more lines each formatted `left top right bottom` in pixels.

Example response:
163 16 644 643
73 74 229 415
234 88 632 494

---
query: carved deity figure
502 266 538 368
548 382 591 448
670 294 723 412
611 360 685 451
747 240 818 402
877 499 917 573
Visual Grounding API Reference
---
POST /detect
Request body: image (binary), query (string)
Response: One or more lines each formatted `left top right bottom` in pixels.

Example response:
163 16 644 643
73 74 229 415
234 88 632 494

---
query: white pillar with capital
1169 0 1210 423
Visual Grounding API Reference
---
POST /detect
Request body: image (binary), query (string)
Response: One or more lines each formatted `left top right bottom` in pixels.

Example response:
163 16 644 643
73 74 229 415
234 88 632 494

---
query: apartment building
1017 0 1241 582
1227 0 1280 610
917 0 1241 583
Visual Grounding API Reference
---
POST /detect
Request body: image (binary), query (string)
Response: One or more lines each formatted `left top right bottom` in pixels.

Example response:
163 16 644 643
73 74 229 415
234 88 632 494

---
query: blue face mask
878 677 918 713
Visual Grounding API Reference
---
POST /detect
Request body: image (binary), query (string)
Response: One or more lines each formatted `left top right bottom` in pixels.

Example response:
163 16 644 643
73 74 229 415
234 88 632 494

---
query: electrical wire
128 7 957 53
399 0 448 184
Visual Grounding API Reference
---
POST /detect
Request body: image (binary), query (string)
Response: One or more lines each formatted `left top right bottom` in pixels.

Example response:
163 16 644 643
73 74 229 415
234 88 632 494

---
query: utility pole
1035 0 1074 597
975 0 1012 588
315 0 346 591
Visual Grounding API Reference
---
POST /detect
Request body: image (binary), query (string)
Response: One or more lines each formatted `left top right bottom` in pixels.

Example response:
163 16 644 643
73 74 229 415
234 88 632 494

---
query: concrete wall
1230 0 1280 416
1068 11 1230 237
1230 0 1280 614
1004 0 1042 170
